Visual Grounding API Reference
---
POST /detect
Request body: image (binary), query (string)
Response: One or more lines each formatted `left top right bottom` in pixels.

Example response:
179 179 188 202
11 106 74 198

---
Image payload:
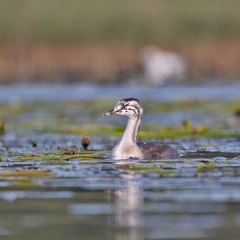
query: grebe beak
103 110 118 116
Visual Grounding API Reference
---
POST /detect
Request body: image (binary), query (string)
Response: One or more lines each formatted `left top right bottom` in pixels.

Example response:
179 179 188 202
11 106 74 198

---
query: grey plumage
137 142 179 160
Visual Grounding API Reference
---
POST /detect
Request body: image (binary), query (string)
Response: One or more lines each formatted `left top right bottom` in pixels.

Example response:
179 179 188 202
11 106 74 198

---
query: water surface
0 84 240 239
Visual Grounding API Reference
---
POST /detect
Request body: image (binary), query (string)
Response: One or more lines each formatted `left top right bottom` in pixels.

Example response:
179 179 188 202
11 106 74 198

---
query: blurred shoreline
0 40 240 84
1 1 240 84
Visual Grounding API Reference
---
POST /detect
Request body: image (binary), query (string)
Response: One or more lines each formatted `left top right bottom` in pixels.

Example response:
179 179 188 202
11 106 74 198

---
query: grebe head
103 98 143 118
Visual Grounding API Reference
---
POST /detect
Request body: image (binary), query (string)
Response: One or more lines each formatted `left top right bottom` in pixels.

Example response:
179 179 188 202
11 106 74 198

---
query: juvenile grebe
103 98 179 160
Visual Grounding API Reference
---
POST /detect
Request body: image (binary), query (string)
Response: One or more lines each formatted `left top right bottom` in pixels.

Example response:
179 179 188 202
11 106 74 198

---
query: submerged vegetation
0 98 239 177
0 100 239 139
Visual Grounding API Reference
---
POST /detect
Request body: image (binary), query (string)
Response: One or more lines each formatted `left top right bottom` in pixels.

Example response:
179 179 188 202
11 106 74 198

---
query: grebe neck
119 115 142 146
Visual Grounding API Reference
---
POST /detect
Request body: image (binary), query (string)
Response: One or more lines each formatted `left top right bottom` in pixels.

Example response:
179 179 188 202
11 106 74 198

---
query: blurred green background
0 0 240 83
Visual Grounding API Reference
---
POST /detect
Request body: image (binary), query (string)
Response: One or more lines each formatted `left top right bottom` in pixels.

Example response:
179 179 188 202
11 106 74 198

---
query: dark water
0 84 240 239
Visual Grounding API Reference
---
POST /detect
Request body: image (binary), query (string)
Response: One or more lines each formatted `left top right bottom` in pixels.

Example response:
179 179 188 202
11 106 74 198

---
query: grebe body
103 98 179 160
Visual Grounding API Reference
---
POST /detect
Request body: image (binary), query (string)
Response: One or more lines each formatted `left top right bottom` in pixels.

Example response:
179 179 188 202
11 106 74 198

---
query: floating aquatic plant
0 171 56 178
197 162 215 172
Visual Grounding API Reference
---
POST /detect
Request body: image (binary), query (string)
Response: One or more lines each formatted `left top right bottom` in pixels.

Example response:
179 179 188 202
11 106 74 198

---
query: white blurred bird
141 45 187 85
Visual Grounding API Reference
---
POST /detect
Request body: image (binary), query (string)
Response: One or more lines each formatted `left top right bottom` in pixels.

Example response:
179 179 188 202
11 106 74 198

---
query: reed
0 0 240 82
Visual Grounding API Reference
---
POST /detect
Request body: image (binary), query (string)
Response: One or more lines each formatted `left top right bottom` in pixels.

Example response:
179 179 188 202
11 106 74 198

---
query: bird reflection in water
105 174 144 240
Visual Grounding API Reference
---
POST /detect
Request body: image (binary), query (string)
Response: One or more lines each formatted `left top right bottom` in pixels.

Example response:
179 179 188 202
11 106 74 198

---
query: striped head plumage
103 98 143 119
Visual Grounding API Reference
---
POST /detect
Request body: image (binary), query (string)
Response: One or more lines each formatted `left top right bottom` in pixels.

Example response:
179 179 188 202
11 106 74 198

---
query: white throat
111 115 143 159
